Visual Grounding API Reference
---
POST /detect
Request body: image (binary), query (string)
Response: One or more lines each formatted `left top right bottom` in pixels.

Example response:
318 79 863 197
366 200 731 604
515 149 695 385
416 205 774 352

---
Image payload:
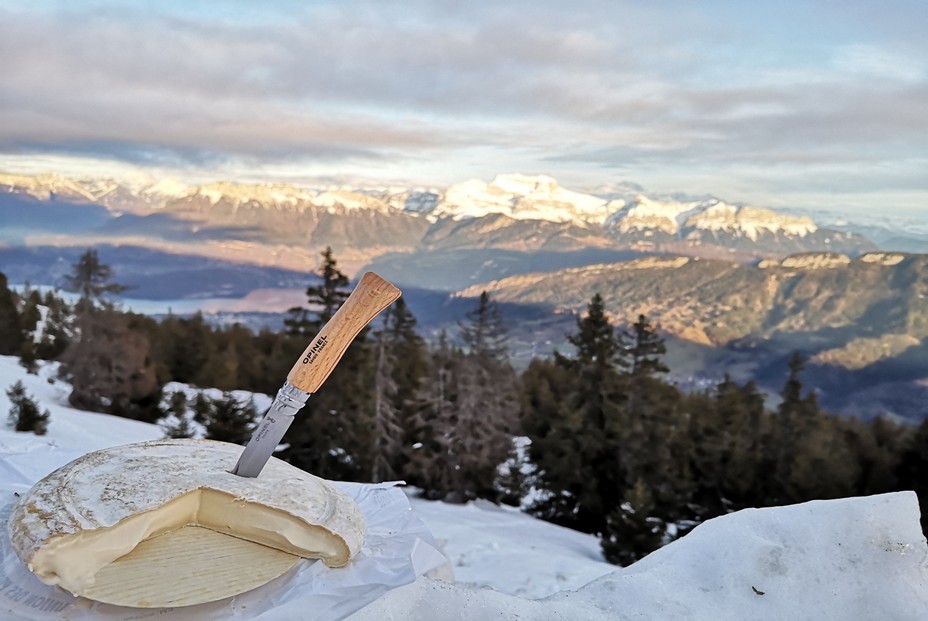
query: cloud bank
1 1 925 214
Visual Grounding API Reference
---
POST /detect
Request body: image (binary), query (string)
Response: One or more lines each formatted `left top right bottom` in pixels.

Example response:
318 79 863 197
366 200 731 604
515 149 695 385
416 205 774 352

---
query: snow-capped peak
0 169 832 244
312 189 392 212
606 195 819 241
432 174 612 225
192 181 315 208
685 204 817 240
0 171 97 202
142 178 191 200
607 195 713 234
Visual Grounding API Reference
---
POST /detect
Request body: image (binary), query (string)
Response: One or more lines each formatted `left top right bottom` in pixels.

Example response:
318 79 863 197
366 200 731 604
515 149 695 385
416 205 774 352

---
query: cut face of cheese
8 439 365 599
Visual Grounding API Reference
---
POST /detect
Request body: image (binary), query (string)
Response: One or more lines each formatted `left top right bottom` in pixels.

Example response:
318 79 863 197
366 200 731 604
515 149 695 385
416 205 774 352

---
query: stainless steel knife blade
231 382 309 477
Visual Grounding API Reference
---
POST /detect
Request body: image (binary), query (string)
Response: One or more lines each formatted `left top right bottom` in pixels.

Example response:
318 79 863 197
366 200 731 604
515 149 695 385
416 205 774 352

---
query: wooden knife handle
286 272 401 394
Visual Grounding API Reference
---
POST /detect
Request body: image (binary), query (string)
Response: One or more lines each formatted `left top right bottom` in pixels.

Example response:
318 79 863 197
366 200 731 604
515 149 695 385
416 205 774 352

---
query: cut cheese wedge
8 439 365 602
82 525 301 607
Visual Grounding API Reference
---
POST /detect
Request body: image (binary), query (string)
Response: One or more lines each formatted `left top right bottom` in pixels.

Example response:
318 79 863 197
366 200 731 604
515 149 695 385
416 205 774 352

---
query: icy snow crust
1 356 926 619
352 492 928 621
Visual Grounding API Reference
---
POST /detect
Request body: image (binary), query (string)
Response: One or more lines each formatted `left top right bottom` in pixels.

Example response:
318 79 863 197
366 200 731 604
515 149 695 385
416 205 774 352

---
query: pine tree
0 272 24 356
59 250 158 418
18 340 38 374
446 351 518 501
769 352 856 503
459 291 509 362
558 294 628 375
620 313 679 514
849 416 902 496
156 313 216 385
520 357 577 515
771 351 808 501
717 377 770 508
404 332 457 493
161 391 195 439
601 479 665 566
62 309 159 419
376 299 431 483
431 292 518 501
33 290 71 360
283 305 315 339
18 289 42 337
6 381 50 435
364 299 430 484
306 247 349 325
63 248 127 306
192 392 213 424
204 393 256 445
686 376 771 518
626 314 668 377
527 294 629 533
369 323 403 482
382 298 429 424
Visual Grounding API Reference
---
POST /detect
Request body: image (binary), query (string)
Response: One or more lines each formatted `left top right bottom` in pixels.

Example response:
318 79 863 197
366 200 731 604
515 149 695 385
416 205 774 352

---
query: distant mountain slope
456 252 927 348
453 251 928 420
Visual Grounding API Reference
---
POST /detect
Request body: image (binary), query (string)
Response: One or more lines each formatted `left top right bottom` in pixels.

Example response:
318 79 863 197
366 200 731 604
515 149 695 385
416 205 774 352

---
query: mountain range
0 171 881 274
0 170 925 420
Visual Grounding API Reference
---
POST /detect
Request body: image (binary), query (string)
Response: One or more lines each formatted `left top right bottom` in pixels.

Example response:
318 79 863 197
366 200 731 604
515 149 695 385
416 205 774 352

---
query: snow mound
351 492 928 620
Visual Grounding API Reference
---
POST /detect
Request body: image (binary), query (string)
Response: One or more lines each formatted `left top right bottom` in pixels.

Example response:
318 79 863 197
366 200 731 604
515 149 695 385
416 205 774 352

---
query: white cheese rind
8 439 365 594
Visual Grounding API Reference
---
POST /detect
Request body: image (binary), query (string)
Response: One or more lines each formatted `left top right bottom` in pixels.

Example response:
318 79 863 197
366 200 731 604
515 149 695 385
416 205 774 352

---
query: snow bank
351 491 928 620
406 495 614 599
0 357 162 487
1 356 926 620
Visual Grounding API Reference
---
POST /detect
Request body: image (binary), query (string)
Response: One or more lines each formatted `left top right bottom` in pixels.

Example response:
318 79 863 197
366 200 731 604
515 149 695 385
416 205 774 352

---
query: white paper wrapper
0 448 449 621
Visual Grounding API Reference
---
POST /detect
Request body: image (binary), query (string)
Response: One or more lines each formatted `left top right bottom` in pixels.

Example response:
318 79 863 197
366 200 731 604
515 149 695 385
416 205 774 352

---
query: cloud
0 0 926 215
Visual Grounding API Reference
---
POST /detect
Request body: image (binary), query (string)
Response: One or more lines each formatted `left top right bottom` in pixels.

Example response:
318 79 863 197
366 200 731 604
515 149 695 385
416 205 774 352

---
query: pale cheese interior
30 488 346 594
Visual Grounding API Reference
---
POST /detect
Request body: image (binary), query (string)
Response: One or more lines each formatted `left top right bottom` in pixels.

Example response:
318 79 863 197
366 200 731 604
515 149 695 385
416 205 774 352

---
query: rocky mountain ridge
1 171 877 261
453 250 928 420
456 250 926 347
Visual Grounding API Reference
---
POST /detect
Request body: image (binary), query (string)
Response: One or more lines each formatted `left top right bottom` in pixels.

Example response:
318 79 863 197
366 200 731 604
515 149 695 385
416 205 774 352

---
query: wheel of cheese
7 438 365 603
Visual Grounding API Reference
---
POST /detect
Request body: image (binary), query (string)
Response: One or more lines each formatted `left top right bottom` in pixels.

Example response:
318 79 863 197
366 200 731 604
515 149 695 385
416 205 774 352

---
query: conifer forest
1 248 926 566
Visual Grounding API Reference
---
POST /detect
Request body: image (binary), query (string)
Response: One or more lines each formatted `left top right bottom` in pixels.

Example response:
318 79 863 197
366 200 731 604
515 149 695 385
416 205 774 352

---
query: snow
434 174 611 225
1 355 926 620
354 493 928 620
608 195 709 234
193 181 315 209
689 204 817 240
0 170 866 243
608 195 819 240
0 358 161 483
405 495 615 599
313 190 392 213
0 172 96 202
141 178 190 200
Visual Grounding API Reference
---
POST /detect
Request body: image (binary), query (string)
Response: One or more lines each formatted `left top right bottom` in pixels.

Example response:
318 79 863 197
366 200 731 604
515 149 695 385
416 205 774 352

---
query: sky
0 0 926 218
